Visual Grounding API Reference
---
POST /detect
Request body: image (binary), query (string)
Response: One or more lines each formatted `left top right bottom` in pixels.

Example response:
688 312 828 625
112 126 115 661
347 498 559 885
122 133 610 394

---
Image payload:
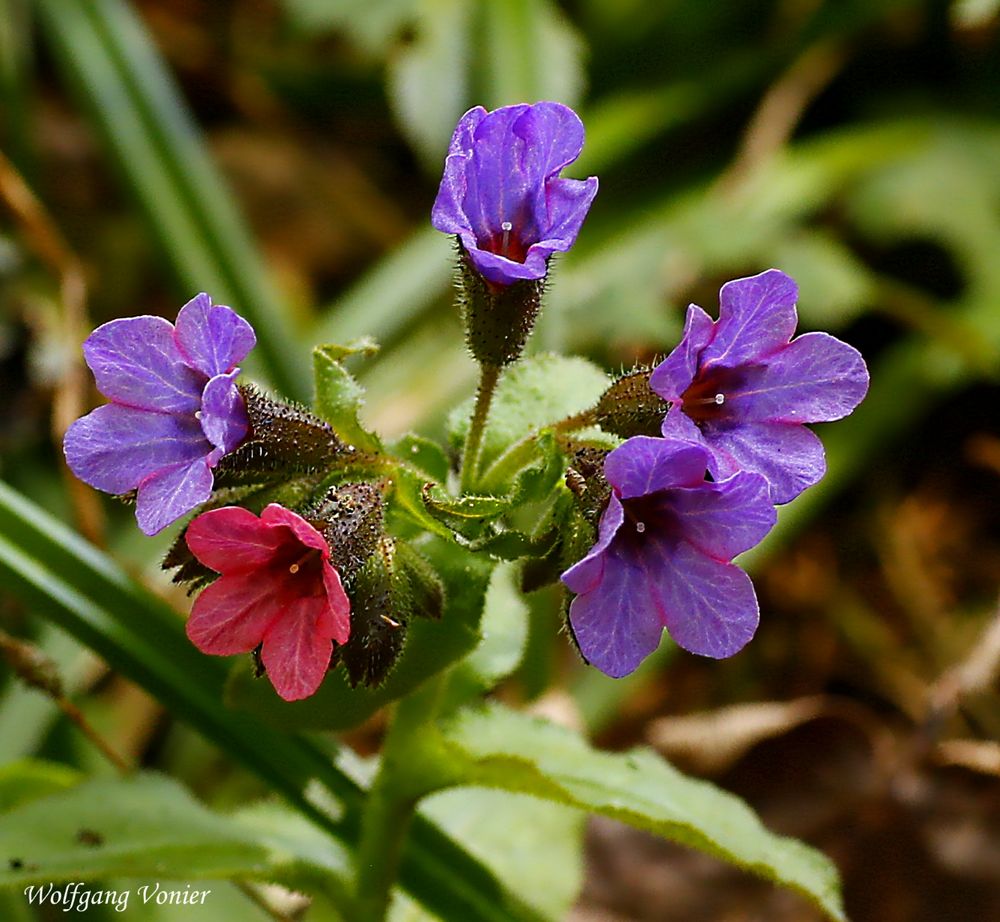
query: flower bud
213 385 355 486
591 367 668 438
336 536 444 687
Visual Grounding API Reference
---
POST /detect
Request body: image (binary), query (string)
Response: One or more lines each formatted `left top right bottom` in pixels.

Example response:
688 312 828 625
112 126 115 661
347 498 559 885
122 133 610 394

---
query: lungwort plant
6 101 868 922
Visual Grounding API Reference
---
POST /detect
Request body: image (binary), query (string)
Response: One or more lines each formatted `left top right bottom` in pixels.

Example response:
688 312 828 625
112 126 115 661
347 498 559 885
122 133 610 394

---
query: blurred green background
2 1 1000 919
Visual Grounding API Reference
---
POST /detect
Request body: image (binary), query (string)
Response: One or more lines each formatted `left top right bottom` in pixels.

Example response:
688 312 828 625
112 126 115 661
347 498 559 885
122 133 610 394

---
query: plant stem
460 363 501 493
353 674 452 922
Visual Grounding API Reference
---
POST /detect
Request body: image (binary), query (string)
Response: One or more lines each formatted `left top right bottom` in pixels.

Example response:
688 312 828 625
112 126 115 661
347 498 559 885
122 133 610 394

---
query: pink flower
184 504 351 701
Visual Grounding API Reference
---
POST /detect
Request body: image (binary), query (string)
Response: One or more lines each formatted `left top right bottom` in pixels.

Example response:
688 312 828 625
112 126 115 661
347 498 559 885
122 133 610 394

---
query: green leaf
0 759 83 815
388 0 472 168
225 537 493 731
421 484 510 538
443 563 529 707
313 341 382 452
0 772 351 899
417 788 584 921
477 0 585 110
435 703 847 922
450 354 610 471
283 0 418 52
390 434 452 483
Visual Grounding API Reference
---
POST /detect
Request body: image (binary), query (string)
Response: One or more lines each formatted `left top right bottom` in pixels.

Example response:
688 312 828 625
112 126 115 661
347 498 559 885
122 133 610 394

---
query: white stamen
500 221 513 256
635 521 646 534
714 393 725 405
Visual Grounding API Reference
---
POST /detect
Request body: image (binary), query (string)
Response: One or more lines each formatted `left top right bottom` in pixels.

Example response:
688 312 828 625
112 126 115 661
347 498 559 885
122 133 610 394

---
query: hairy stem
460 363 501 493
352 674 452 922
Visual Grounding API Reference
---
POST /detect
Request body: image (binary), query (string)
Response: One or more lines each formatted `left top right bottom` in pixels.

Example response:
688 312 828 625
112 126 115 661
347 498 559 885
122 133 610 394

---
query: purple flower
649 270 869 504
561 437 776 678
431 101 598 287
63 293 255 535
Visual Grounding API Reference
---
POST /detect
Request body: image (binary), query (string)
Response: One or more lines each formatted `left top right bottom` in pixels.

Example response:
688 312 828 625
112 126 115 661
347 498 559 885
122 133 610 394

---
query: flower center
275 544 324 593
482 220 530 263
617 492 680 550
679 365 747 426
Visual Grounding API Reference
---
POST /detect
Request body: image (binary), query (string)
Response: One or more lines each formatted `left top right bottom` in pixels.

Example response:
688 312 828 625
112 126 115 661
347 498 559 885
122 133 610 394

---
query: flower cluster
561 269 869 675
62 100 869 700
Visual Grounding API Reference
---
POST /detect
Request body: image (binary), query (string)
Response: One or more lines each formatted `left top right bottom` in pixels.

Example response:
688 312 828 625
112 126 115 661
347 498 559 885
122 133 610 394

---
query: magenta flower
63 293 255 535
649 270 869 504
561 437 776 678
431 101 598 287
185 504 351 701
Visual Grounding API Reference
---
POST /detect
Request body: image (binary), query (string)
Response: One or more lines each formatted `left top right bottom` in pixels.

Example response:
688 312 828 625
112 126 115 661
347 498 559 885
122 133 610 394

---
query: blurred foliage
3 0 1000 920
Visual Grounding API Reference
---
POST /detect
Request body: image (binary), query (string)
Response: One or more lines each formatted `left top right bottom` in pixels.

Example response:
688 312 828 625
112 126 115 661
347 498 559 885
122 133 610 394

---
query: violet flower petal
174 292 256 378
186 574 283 655
135 457 214 535
649 539 759 659
465 103 534 244
83 316 203 414
518 101 586 187
568 548 665 678
200 370 249 457
668 472 776 561
261 596 336 701
737 332 870 424
561 494 625 596
534 176 599 251
701 269 798 368
649 304 716 400
63 403 207 495
708 422 826 505
604 436 707 499
185 505 288 573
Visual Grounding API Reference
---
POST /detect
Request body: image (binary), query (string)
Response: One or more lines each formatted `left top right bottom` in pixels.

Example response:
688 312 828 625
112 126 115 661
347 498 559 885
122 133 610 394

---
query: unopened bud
214 386 354 486
592 367 667 438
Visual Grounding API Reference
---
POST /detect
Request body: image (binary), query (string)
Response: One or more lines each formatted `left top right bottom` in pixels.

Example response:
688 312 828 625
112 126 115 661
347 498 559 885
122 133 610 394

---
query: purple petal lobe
568 549 666 678
83 316 203 413
649 539 759 658
135 458 214 535
736 332 869 424
63 404 207 495
659 404 706 443
561 494 624 595
604 436 708 499
200 370 249 457
463 243 551 285
669 472 776 561
174 293 256 378
650 304 716 401
535 176 599 252
517 101 586 184
702 269 798 368
707 421 826 504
